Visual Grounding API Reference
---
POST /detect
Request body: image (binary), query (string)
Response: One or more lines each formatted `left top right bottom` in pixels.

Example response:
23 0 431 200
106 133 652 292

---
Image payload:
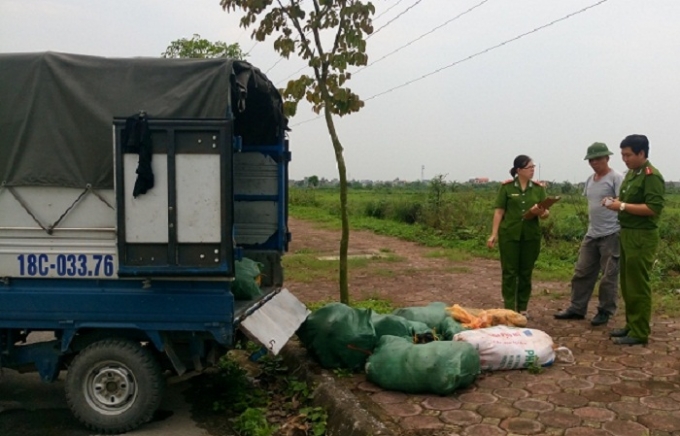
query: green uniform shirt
618 161 665 230
494 178 547 241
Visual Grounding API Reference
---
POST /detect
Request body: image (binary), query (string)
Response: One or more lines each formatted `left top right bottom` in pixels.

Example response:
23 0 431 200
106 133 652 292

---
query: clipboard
522 196 561 219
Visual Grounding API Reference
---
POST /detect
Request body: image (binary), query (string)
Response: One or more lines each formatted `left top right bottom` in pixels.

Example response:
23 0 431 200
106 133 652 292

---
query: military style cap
584 142 613 160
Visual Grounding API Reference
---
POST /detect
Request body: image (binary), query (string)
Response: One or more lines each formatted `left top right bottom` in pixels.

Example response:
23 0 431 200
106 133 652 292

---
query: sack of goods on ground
296 301 573 395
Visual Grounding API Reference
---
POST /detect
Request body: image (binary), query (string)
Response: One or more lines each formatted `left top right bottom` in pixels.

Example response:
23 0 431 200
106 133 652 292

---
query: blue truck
0 52 306 433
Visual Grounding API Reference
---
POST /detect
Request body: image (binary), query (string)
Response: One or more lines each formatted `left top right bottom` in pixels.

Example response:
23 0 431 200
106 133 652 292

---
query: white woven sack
454 325 555 371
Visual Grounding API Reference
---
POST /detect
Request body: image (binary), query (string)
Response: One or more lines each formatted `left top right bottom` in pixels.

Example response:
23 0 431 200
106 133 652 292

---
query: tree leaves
220 0 373 117
161 33 246 59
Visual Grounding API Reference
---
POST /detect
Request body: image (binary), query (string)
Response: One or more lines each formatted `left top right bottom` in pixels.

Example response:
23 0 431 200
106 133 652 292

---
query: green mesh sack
366 335 480 395
371 313 432 340
439 317 466 340
297 303 376 371
232 258 264 301
392 302 464 340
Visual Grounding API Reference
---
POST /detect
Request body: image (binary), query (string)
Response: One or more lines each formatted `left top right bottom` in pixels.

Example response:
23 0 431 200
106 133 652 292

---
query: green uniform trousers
620 228 659 340
498 237 541 312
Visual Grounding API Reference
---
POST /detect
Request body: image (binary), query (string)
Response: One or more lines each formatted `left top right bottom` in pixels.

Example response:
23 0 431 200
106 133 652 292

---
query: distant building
469 177 490 184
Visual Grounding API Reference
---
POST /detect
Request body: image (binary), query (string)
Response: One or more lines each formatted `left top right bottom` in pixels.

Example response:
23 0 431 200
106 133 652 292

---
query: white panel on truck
124 154 169 243
0 186 117 279
176 154 221 243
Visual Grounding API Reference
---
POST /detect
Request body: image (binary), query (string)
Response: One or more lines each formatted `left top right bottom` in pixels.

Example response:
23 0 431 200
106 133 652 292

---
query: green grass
289 187 680 317
306 296 396 313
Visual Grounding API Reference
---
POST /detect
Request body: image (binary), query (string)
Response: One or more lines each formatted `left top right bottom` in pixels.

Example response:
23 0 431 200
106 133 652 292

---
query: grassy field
288 182 680 316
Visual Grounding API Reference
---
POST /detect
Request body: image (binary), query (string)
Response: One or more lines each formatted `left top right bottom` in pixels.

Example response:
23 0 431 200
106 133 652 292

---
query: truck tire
65 338 165 434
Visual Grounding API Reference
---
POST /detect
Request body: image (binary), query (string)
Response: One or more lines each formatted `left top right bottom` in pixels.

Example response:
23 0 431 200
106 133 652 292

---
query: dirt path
288 217 568 314
287 217 680 436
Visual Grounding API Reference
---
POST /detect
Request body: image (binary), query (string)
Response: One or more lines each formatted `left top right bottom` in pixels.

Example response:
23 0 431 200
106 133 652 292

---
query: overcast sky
1 0 678 183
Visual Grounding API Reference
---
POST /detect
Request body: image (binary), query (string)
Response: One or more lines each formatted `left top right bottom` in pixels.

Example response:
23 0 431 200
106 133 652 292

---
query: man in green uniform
488 156 548 315
604 134 664 345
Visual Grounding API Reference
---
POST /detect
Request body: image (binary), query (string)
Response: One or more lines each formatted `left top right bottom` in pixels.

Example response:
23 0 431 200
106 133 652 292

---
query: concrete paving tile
643 367 679 377
477 403 520 419
499 417 545 435
606 400 649 416
421 396 462 411
618 346 652 356
558 379 595 390
504 372 542 383
372 391 408 404
517 413 540 423
462 424 507 436
564 366 599 376
493 388 530 401
526 383 562 395
650 355 680 366
357 381 383 393
637 412 680 432
440 410 482 426
399 415 445 430
548 393 590 408
513 399 554 413
539 411 582 428
540 368 573 381
610 383 650 397
640 395 680 411
618 370 652 381
617 356 653 369
476 376 512 389
573 406 616 422
581 389 621 403
564 428 609 436
380 402 422 417
602 419 650 436
458 392 498 405
587 374 621 386
592 361 627 371
640 380 679 391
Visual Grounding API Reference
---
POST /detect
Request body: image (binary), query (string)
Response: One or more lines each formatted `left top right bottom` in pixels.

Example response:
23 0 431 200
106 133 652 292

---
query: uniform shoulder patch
502 179 514 185
645 166 653 175
532 180 546 187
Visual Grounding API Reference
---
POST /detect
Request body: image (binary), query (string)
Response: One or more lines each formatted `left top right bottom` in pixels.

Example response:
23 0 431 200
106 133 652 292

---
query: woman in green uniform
487 155 549 316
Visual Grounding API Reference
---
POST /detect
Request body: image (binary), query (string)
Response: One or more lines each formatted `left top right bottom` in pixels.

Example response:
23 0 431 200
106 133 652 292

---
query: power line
290 0 609 127
265 57 286 74
367 0 426 40
274 0 422 86
373 0 406 21
365 0 610 102
274 0 421 84
355 0 490 75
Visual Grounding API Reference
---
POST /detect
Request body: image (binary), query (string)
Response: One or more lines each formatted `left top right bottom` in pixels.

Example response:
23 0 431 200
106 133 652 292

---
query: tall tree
220 0 374 305
162 33 246 59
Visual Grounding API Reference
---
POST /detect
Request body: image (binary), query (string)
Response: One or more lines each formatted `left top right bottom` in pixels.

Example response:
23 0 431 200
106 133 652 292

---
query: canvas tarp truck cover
0 51 286 189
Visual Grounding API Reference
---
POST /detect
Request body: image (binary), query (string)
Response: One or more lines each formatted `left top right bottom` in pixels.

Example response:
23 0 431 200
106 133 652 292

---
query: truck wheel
65 338 165 434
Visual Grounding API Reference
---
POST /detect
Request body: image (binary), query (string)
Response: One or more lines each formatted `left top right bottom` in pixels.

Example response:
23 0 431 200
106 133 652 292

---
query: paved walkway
288 218 680 436
340 312 680 436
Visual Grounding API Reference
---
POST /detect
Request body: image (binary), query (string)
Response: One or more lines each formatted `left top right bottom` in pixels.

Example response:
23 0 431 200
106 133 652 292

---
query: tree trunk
322 105 350 305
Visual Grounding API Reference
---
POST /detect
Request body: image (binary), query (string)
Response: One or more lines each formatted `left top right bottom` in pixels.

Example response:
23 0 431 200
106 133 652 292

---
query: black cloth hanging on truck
122 112 154 198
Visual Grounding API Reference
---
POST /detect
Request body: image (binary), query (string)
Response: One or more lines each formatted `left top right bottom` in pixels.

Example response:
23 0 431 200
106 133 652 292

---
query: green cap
584 142 613 160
